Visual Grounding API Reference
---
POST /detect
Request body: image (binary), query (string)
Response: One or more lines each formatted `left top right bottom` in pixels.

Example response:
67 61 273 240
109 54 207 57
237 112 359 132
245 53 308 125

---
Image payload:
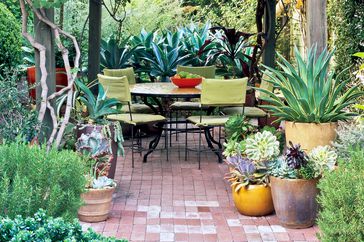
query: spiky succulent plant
285 142 308 169
225 154 269 191
245 131 280 162
308 145 337 177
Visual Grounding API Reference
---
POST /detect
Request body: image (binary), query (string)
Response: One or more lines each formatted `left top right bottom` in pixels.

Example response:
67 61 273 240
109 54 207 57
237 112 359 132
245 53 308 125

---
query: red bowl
171 77 202 88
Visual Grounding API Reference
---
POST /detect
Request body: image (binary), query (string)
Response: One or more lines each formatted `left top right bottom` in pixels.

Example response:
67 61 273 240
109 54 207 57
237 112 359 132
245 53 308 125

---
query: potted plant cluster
223 126 280 216
171 71 202 88
258 46 364 151
269 143 337 228
76 129 118 223
75 79 124 178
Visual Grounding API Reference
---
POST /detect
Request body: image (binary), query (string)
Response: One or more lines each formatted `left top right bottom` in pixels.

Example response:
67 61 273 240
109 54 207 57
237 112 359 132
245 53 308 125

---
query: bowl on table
171 77 202 88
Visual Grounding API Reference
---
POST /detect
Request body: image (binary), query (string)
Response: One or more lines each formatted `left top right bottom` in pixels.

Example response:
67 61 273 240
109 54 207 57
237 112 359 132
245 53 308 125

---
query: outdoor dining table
129 82 252 162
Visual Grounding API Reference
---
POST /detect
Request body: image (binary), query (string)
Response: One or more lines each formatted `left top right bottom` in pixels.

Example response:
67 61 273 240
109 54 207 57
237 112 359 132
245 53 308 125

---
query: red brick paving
81 132 319 242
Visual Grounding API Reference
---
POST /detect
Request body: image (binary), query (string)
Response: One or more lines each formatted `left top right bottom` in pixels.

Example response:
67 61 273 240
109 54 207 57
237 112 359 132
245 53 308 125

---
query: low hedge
0 142 86 220
0 209 127 241
317 147 364 241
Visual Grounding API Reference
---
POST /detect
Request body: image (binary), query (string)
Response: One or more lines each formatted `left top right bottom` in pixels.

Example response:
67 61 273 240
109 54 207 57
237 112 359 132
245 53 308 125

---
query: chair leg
185 120 188 161
198 126 202 170
131 125 135 168
166 122 169 161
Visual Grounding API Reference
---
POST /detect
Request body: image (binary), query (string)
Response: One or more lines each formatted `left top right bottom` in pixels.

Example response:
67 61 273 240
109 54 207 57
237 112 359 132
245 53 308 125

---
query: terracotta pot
270 176 318 228
78 186 115 222
285 121 337 152
232 184 274 216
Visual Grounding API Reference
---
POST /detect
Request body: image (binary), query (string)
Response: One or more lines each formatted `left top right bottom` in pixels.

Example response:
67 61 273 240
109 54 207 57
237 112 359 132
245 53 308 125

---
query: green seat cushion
187 115 229 127
222 106 267 118
108 113 166 125
170 101 209 110
121 103 156 114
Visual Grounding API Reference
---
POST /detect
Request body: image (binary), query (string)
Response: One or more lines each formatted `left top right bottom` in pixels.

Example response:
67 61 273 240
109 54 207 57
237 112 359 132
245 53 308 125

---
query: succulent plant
225 154 268 191
76 130 111 159
92 176 115 189
224 115 257 141
308 145 337 177
245 131 280 162
285 142 308 169
268 156 298 179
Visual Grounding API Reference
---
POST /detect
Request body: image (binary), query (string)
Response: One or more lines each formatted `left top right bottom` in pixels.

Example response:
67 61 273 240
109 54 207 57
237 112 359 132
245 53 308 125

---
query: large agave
245 131 280 162
285 142 308 169
308 145 337 177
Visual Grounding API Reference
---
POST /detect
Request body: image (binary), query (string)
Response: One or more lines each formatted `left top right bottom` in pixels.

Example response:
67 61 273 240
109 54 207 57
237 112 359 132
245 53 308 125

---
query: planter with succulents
223 130 280 216
268 143 337 228
257 46 363 152
76 130 119 223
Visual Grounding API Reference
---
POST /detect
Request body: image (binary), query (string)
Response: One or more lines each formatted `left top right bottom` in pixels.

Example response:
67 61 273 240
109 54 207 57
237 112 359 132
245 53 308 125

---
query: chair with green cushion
103 67 155 114
98 74 167 167
221 74 271 118
187 78 248 169
170 65 216 111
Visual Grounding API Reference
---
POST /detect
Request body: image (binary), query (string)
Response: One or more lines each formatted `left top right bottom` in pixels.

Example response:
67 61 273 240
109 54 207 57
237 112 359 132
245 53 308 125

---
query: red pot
27 66 69 100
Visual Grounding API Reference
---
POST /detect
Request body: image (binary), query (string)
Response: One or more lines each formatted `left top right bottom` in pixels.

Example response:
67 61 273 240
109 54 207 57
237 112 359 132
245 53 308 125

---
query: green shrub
0 69 39 142
0 3 22 72
317 147 364 242
0 142 86 220
0 209 126 241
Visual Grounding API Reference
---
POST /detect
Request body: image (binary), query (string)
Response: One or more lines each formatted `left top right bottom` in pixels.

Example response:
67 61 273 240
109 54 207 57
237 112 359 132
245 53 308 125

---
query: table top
130 82 252 98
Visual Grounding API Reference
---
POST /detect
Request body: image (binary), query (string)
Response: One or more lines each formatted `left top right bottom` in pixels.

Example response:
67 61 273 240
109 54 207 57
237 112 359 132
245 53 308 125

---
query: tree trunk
35 8 56 140
306 0 327 54
88 0 102 85
262 0 276 68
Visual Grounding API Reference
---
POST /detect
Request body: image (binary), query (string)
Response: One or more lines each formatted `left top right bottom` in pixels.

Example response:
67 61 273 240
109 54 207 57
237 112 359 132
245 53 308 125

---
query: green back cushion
103 67 136 84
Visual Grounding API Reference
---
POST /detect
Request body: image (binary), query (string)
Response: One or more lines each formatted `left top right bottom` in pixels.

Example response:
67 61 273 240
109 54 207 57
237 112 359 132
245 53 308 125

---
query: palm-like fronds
256 46 363 123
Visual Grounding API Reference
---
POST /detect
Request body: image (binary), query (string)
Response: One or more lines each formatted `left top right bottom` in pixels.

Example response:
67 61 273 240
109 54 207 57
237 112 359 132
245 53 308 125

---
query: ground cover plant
317 147 364 242
0 209 126 241
0 142 86 220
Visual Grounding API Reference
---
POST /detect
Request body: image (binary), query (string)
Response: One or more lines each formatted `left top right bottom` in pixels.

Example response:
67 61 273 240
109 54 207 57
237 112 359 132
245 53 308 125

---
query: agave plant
257 46 364 123
76 79 121 123
141 42 191 82
100 38 139 69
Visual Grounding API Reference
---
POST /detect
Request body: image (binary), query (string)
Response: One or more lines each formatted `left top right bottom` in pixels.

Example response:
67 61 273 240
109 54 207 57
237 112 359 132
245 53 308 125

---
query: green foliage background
0 143 86 220
317 147 364 242
328 0 364 79
0 3 22 72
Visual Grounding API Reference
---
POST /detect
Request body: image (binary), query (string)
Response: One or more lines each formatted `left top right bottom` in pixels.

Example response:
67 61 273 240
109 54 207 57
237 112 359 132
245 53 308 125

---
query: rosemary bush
317 147 364 242
0 142 86 220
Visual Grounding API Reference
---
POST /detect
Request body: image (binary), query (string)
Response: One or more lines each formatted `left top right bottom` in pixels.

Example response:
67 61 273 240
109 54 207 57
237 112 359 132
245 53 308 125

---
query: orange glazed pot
232 184 274 216
78 186 115 223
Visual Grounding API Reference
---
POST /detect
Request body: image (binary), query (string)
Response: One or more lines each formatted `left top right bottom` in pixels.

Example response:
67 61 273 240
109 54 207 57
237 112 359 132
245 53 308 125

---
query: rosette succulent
225 154 268 191
245 131 280 162
285 142 308 169
308 145 337 177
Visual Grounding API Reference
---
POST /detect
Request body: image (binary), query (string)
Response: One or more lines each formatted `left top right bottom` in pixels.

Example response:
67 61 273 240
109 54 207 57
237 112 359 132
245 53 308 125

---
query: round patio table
130 82 251 163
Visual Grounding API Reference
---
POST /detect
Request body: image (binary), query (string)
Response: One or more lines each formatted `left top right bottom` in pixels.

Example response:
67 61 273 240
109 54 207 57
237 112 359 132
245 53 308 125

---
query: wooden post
262 0 276 68
88 0 102 83
306 0 327 53
35 8 56 140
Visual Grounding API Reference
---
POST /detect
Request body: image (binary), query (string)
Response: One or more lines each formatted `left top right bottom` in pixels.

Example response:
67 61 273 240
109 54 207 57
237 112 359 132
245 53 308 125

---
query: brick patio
81 131 320 242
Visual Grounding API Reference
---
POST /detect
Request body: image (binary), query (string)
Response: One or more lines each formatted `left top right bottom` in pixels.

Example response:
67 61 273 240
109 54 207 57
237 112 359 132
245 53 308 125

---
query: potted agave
223 130 279 216
258 46 363 151
76 130 118 223
269 143 337 228
76 79 124 178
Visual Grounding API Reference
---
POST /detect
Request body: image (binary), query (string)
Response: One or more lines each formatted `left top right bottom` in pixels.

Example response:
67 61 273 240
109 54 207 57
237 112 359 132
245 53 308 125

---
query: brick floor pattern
81 132 320 242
